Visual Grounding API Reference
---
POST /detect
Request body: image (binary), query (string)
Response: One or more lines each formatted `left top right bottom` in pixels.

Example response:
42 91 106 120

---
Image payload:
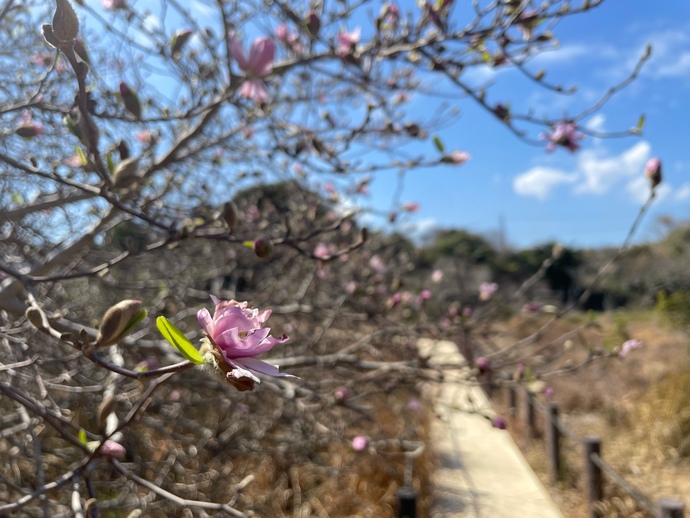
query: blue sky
365 0 690 249
80 0 690 250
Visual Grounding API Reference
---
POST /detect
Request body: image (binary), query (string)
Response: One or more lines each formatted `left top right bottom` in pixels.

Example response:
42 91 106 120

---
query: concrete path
418 339 563 518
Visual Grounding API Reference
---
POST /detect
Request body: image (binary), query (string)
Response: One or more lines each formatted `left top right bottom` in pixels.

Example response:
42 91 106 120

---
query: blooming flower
619 339 643 358
337 28 361 58
479 282 498 301
369 255 387 274
543 121 584 153
98 440 126 459
644 157 662 188
431 269 443 283
102 0 126 10
275 24 302 54
229 34 275 103
352 436 368 451
402 202 420 213
197 296 292 390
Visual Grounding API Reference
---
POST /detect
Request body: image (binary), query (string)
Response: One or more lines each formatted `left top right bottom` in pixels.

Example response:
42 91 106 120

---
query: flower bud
352 436 368 451
221 201 239 232
253 238 274 260
15 124 44 139
88 439 126 459
97 394 117 432
644 157 662 188
112 156 140 188
475 356 491 374
119 82 142 119
171 29 194 58
96 299 143 347
52 0 80 43
305 11 320 37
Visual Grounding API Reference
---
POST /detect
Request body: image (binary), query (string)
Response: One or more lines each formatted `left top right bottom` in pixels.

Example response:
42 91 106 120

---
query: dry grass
495 310 690 517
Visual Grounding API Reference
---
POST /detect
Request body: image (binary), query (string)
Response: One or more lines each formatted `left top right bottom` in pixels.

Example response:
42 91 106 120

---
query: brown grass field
492 310 690 517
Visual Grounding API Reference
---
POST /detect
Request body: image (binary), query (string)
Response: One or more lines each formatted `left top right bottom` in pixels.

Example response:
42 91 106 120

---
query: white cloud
513 167 577 200
673 183 690 201
574 141 650 194
513 141 653 201
584 114 606 133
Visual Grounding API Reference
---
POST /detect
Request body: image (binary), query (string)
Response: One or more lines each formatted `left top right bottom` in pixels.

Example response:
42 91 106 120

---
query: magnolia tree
0 0 660 515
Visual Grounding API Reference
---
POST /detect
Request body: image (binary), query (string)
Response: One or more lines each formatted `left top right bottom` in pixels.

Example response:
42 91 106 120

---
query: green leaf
637 114 646 130
243 240 255 248
76 146 87 166
119 309 147 339
106 152 115 174
78 428 88 445
12 192 23 204
156 316 204 364
433 136 445 153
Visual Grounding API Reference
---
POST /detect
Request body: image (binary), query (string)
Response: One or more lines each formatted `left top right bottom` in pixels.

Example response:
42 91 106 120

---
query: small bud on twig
52 0 80 44
96 299 144 347
221 201 239 232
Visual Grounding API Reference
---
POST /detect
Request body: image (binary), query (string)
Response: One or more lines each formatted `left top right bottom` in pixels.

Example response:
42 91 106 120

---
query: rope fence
506 384 686 518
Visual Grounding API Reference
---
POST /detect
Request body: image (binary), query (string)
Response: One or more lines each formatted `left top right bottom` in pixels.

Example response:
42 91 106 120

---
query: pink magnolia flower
479 282 498 301
352 435 368 451
99 440 126 459
417 289 432 303
229 34 275 103
442 150 470 165
102 0 126 10
644 157 662 188
197 296 292 388
275 24 302 54
543 121 584 153
337 28 361 58
335 387 349 401
407 398 422 413
369 255 387 274
619 339 643 358
345 281 357 294
431 269 443 283
402 202 420 213
314 243 332 260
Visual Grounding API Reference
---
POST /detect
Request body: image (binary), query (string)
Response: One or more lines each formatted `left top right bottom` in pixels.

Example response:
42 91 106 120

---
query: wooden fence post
657 498 685 518
397 486 417 518
507 385 517 416
545 402 560 485
584 436 603 518
522 387 535 443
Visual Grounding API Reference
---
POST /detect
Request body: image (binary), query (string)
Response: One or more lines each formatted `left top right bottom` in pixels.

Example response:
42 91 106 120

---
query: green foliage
656 291 690 330
424 229 497 264
156 316 205 364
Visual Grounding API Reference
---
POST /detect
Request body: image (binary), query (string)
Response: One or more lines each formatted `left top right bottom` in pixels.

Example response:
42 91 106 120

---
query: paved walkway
418 339 563 518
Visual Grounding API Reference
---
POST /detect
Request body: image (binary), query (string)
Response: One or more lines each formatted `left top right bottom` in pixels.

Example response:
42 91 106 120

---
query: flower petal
229 32 250 71
234 357 297 378
197 308 214 336
248 38 274 77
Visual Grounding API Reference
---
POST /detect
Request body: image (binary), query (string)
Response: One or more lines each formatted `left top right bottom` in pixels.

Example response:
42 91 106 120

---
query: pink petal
247 38 275 77
197 308 214 336
234 357 296 378
240 80 269 103
229 33 250 71
225 360 260 382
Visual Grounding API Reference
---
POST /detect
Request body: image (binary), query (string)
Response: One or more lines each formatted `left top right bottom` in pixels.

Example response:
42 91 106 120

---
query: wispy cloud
513 166 577 200
575 141 650 194
513 141 652 200
673 183 690 201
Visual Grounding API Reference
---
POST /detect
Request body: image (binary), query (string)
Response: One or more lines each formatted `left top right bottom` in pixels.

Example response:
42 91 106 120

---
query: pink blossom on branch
337 28 361 58
402 202 420 213
644 157 662 188
478 282 498 301
229 34 275 103
543 121 584 153
197 296 293 390
619 339 643 357
442 150 471 165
